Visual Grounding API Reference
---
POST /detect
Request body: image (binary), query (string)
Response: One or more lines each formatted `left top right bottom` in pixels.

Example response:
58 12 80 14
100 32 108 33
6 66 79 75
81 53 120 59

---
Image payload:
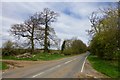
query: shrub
62 38 87 55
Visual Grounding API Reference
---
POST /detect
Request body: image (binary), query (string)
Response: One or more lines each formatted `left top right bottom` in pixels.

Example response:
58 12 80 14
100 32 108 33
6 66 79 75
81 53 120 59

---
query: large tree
10 8 59 53
39 8 59 52
10 13 44 54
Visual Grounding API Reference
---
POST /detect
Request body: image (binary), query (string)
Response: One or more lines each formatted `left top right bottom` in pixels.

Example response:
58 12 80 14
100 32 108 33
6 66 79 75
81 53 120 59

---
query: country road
2 52 90 78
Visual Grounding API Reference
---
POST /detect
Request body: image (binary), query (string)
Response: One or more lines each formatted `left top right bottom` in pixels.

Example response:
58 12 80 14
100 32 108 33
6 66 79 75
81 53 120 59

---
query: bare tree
10 8 59 53
55 38 61 50
49 33 61 50
39 8 59 52
88 12 100 35
10 13 44 54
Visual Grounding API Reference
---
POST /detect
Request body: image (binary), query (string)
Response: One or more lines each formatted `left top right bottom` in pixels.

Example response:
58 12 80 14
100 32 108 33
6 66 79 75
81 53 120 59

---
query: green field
88 55 119 78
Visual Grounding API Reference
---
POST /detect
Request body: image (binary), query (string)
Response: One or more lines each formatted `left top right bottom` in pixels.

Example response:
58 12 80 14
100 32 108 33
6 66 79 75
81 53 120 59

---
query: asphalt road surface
2 52 90 78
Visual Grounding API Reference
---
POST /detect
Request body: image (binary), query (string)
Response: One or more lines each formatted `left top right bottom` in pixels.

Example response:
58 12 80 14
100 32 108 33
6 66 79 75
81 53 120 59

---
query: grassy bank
88 55 119 78
0 62 8 70
2 53 66 61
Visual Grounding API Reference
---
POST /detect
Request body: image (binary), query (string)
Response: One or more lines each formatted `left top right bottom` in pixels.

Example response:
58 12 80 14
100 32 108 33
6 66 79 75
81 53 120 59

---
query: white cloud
1 2 115 48
51 10 91 45
2 16 23 34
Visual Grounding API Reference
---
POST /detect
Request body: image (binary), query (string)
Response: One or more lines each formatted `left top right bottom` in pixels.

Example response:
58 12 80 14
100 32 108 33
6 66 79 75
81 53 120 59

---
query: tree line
88 3 120 60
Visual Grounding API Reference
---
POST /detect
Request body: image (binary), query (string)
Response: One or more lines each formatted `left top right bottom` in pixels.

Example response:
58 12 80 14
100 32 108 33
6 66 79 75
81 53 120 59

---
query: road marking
64 61 70 64
49 65 61 70
32 72 45 78
32 64 61 78
81 56 88 72
64 60 73 64
55 65 61 68
32 58 77 77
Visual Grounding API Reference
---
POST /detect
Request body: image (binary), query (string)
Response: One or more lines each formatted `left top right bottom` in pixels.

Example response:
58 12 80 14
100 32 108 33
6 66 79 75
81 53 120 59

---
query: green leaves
62 38 87 55
89 5 119 60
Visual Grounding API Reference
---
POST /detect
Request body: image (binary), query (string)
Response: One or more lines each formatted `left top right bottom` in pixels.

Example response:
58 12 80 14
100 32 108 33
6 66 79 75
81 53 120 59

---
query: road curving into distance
2 52 90 78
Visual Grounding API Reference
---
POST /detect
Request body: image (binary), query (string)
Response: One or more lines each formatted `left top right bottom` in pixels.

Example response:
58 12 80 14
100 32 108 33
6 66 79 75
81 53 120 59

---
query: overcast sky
0 1 117 48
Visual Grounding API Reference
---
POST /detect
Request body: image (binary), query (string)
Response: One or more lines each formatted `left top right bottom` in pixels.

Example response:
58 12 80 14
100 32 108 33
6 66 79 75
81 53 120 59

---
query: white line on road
32 72 45 78
81 56 88 72
32 58 78 78
64 60 73 64
73 58 77 60
55 65 61 68
32 64 62 78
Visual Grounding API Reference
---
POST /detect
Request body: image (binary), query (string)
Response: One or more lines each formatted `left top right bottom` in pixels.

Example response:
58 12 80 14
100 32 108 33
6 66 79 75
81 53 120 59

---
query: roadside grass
2 53 66 61
0 62 8 70
33 53 65 60
88 55 119 78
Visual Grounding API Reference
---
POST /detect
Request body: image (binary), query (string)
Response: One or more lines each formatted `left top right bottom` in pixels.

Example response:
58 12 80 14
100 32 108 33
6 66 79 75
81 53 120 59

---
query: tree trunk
61 40 66 53
31 37 34 54
31 25 35 54
44 23 48 53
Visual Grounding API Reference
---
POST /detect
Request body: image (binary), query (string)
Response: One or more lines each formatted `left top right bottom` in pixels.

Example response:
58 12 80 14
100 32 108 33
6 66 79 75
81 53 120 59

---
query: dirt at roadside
1 58 65 73
1 60 48 72
76 60 109 78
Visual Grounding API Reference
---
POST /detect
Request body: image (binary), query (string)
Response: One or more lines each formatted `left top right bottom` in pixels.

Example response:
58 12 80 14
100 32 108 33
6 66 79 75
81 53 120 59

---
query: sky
0 1 117 48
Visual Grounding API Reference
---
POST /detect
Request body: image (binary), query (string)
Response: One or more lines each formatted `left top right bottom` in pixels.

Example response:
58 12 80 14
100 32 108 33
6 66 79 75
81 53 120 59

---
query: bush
90 30 118 60
62 38 87 55
2 40 15 56
63 48 73 55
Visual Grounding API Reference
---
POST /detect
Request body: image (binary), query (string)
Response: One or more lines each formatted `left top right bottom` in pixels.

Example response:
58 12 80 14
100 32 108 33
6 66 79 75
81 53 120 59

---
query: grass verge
88 55 119 78
0 62 8 70
2 53 65 61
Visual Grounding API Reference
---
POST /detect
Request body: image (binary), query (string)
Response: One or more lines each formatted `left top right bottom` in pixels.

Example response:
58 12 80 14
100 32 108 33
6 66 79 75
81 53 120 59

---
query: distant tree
62 38 87 55
57 39 61 50
71 39 87 54
2 40 15 56
3 40 14 49
61 40 66 53
53 38 61 50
